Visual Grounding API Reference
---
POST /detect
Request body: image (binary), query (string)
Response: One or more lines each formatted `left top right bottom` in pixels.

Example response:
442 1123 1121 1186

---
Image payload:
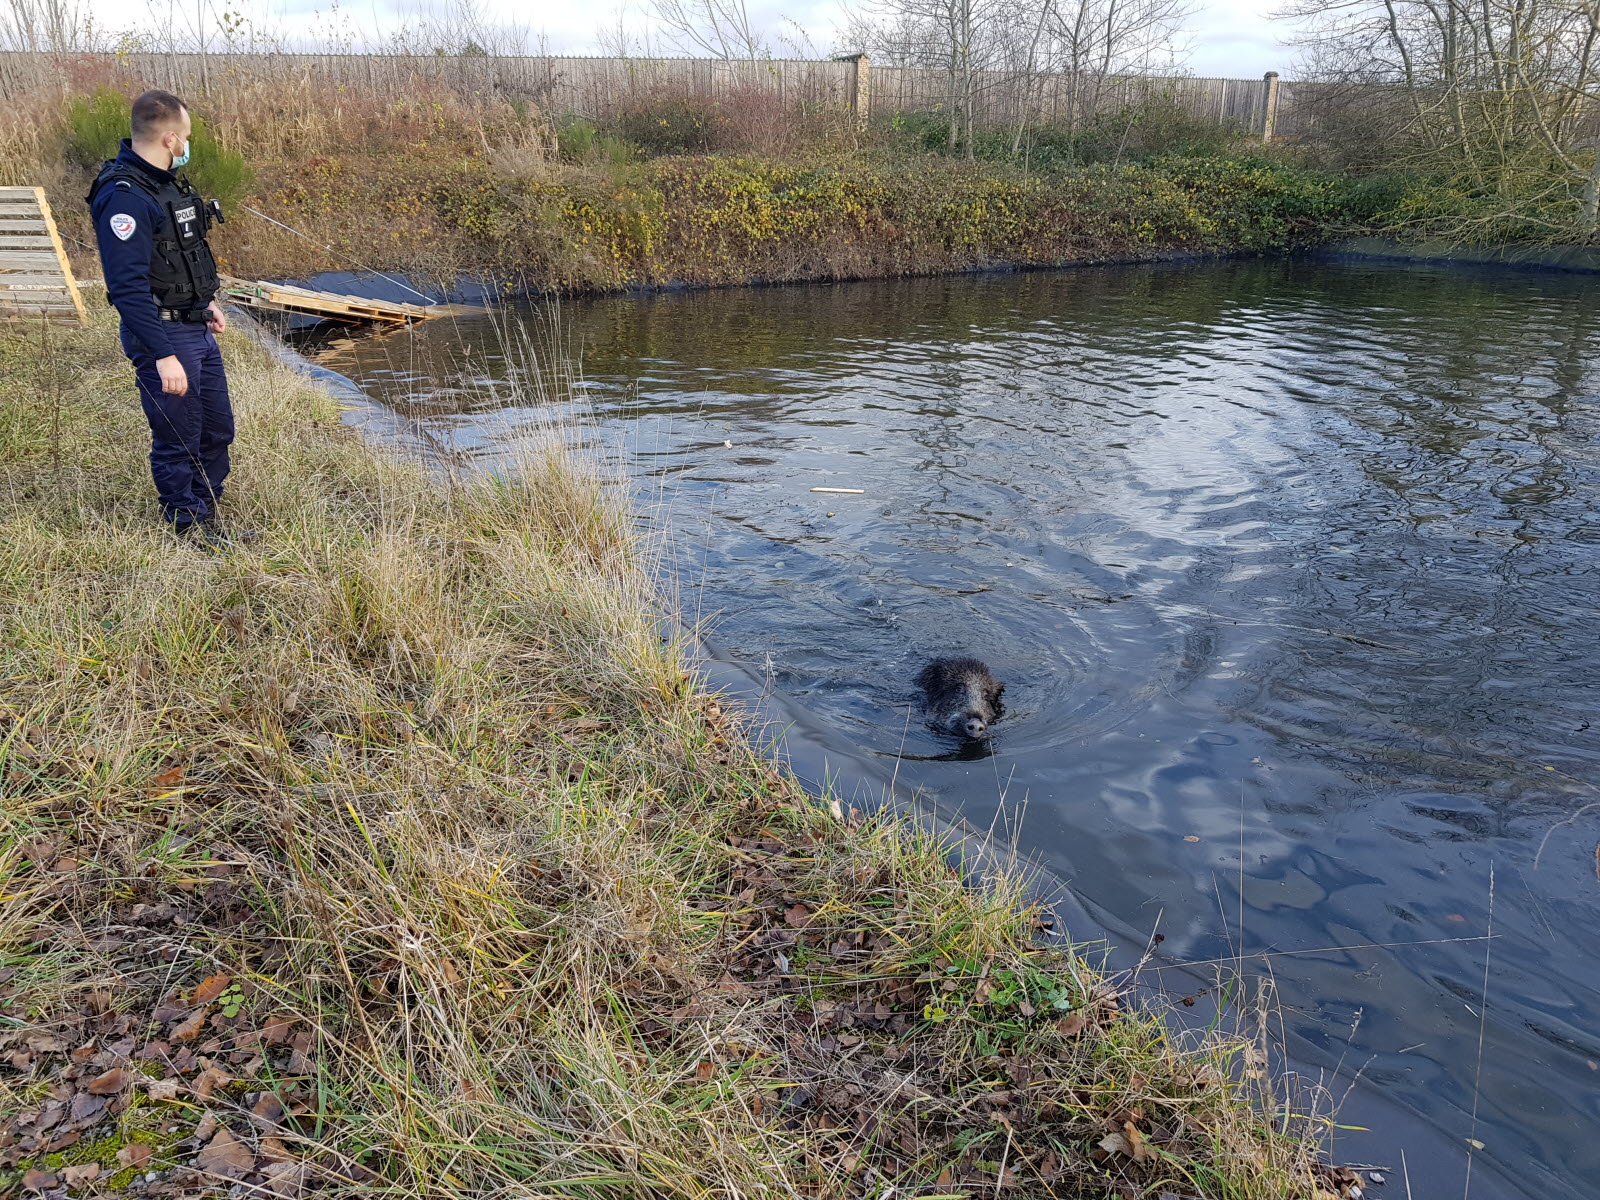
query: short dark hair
131 90 188 140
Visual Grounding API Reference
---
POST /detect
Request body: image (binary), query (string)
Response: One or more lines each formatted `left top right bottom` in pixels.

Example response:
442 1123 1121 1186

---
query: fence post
834 52 870 131
1261 71 1280 142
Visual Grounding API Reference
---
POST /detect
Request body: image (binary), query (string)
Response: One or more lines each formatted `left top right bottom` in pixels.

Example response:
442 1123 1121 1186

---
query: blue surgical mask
170 139 191 170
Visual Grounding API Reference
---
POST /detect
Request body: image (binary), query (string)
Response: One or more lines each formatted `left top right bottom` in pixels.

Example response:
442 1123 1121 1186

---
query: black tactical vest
88 161 221 311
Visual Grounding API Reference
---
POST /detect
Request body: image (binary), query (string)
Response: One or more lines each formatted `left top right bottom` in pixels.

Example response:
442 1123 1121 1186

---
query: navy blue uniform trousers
121 321 234 527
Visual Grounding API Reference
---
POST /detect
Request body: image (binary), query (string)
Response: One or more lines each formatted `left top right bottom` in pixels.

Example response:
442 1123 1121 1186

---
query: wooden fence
0 50 1302 138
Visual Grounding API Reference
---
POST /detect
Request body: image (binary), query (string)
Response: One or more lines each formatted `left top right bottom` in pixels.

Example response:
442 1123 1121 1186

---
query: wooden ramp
221 278 483 326
0 186 87 325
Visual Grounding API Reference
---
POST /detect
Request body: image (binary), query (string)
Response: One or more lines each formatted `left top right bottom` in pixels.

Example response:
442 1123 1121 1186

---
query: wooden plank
0 301 79 314
261 280 428 317
0 235 53 247
0 274 82 287
233 296 364 324
0 253 66 269
226 291 408 326
269 290 413 322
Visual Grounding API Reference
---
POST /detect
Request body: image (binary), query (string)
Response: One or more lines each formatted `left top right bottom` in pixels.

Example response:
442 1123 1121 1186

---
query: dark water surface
303 259 1600 1198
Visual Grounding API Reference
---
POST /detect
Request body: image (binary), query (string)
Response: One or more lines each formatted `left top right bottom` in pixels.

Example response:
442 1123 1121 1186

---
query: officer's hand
156 355 189 397
206 301 227 335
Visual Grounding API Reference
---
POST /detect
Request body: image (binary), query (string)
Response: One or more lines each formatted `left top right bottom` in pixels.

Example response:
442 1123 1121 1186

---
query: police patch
109 212 137 240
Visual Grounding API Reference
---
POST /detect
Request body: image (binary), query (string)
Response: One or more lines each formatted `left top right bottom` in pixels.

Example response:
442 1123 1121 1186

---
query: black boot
200 515 259 545
176 520 233 553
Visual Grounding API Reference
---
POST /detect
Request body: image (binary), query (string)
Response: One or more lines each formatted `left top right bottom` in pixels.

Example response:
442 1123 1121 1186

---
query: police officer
89 89 248 547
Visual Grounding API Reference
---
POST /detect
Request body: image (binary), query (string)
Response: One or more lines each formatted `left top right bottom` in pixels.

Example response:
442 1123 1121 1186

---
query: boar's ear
989 681 1005 701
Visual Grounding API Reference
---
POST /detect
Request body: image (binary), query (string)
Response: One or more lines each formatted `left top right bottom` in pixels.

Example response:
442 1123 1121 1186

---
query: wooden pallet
221 278 480 326
0 186 87 325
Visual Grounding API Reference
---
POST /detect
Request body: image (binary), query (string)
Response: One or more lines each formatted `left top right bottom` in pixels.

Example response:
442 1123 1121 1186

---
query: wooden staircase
0 186 87 325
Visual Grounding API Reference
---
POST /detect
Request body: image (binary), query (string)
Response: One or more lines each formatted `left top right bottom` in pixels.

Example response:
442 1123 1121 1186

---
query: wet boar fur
915 656 1005 739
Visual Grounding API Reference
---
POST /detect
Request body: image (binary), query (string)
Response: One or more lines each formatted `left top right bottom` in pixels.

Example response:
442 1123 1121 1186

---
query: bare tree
0 0 87 52
648 0 770 58
1286 0 1600 238
1042 0 1193 143
844 0 1032 153
845 0 1192 156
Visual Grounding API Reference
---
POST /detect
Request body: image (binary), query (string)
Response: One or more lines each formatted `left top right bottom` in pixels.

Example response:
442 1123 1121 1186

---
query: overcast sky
83 0 1298 79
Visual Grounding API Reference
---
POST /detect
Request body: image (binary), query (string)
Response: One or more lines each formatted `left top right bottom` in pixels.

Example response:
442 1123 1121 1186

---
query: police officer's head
131 90 192 172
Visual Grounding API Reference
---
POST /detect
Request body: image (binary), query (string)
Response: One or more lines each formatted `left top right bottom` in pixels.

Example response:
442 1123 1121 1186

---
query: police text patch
109 213 137 241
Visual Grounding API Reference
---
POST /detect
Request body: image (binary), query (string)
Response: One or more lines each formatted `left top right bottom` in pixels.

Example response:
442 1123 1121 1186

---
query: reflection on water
301 259 1600 1199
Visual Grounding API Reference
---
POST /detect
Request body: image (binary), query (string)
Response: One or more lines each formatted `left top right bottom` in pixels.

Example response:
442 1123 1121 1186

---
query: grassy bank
49 146 1355 291
19 80 1361 288
230 152 1353 289
206 150 1363 289
0 305 1363 1198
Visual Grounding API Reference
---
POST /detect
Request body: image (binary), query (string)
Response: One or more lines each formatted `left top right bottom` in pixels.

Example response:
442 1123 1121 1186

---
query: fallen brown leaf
1056 1012 1088 1037
61 1163 100 1186
694 1060 716 1082
169 1009 207 1041
47 1129 81 1153
193 1064 234 1100
146 1077 182 1102
84 1067 130 1095
68 1092 108 1126
21 1168 58 1192
261 1161 310 1199
191 975 232 1006
250 1092 285 1130
1122 1120 1157 1163
261 1015 295 1046
1097 1123 1158 1164
196 1126 254 1179
286 1030 314 1075
117 1143 152 1170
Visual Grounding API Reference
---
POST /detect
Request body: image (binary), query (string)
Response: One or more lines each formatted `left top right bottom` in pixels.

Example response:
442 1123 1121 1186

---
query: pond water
300 258 1600 1198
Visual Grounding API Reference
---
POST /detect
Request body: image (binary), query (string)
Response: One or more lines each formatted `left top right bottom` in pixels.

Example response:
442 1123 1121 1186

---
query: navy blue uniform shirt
90 139 187 359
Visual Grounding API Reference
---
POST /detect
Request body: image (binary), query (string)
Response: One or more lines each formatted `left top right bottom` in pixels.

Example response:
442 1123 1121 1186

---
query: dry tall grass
0 304 1356 1198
